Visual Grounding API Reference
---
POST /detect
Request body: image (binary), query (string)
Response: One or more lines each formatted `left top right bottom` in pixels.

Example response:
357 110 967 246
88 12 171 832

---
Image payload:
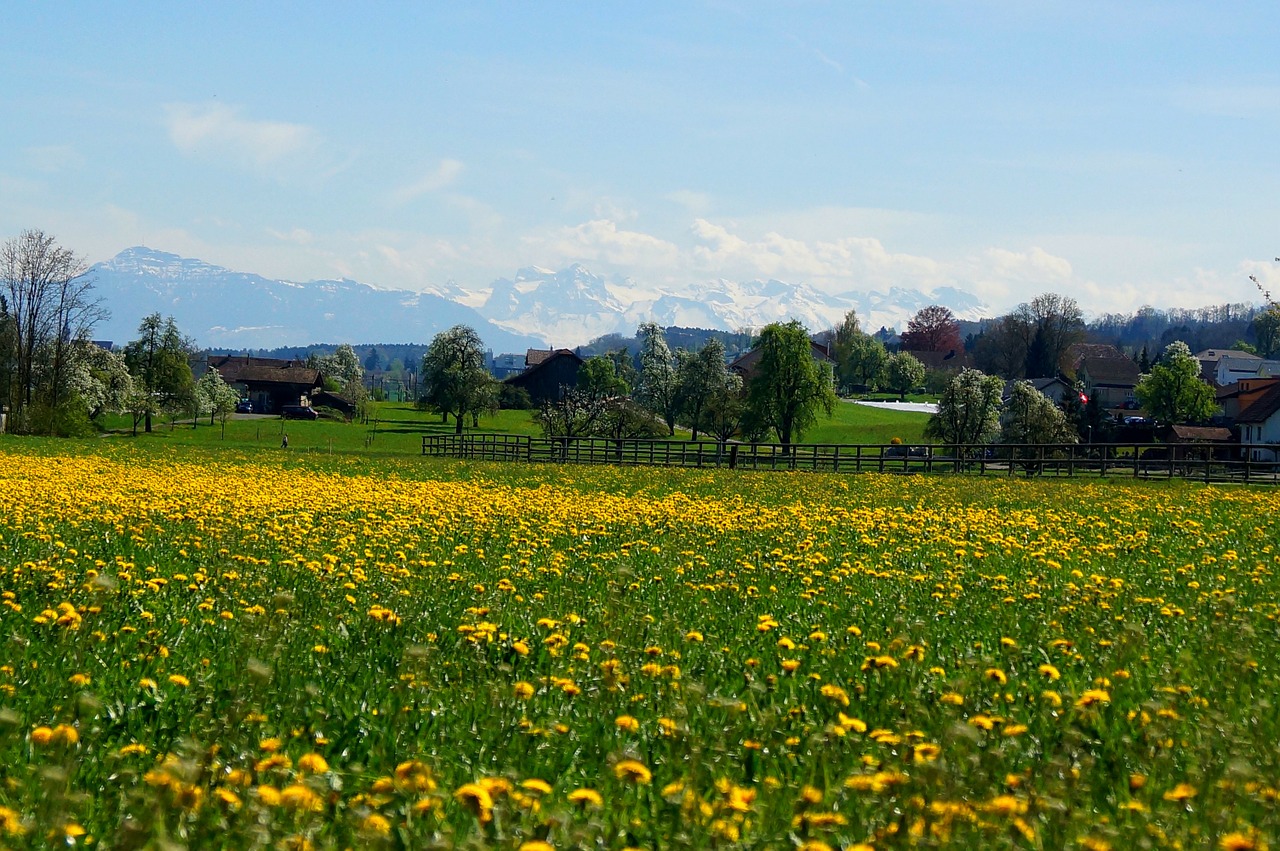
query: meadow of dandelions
0 442 1278 849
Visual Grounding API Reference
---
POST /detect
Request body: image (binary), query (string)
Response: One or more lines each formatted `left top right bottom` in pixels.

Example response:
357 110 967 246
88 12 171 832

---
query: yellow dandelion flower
1075 689 1111 709
280 784 324 812
297 753 329 774
454 783 495 822
1220 830 1267 851
362 813 392 834
613 759 652 784
567 788 603 809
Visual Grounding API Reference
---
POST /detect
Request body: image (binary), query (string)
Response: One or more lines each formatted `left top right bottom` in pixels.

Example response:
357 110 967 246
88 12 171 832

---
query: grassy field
0 439 1277 848
804 402 930 445
95 400 929 454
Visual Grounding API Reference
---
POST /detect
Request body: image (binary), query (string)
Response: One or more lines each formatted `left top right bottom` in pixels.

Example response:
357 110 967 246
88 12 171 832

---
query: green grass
94 404 544 455
92 400 927 455
802 400 930 445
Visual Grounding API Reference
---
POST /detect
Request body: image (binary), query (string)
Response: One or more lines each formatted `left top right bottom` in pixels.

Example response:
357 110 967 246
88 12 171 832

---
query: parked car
235 400 253 413
281 405 319 420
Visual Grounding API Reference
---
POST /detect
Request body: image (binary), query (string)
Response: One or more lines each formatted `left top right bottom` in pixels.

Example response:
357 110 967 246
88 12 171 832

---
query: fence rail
422 434 1280 484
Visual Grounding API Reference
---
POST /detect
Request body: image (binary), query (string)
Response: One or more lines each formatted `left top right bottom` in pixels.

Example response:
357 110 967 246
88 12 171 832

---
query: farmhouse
206 355 323 415
1075 355 1140 412
504 349 585 405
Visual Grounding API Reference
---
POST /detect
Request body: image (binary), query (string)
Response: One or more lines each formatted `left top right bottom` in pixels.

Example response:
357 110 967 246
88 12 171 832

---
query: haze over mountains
88 247 990 351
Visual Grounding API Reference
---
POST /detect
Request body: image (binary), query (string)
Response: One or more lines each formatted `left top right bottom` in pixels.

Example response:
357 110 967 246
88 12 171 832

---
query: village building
503 349 585 405
206 355 324 415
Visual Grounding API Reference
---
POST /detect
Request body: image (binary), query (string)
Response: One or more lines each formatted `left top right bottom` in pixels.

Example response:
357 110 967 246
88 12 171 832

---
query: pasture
0 440 1276 848
96 398 932 455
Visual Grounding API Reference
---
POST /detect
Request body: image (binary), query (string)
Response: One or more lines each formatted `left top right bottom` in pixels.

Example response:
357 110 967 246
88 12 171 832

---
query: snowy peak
99 246 238 281
473 263 990 344
84 247 990 350
85 247 544 353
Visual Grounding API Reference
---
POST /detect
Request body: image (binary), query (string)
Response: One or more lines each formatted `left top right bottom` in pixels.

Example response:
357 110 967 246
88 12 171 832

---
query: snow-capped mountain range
472 264 988 346
87 247 990 351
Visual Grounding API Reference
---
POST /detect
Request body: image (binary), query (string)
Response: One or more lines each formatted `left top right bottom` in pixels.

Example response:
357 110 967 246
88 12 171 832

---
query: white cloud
164 102 318 169
529 219 681 269
391 159 465 204
689 218 946 289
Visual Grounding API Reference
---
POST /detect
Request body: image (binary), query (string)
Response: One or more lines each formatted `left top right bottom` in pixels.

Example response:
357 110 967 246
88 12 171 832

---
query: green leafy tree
841 333 888 391
925 368 1005 448
123 314 194 433
883 352 926 400
742 320 837 452
1135 340 1218 425
420 325 496 434
676 337 730 441
1000 381 1079 445
703 369 745 445
605 347 639 391
1252 305 1280 358
578 355 630 400
636 323 679 435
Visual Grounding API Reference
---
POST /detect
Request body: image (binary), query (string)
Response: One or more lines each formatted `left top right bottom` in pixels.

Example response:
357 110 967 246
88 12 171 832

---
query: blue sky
3 1 1278 317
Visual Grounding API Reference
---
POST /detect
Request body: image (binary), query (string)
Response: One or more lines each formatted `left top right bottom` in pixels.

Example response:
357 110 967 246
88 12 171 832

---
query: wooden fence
423 434 1280 484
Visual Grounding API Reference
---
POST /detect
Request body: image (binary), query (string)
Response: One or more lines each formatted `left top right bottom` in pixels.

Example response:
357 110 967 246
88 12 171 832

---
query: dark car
235 400 253 413
281 405 319 420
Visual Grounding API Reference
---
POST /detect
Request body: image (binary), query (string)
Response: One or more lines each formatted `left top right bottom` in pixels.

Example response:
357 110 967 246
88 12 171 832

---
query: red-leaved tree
899 305 962 353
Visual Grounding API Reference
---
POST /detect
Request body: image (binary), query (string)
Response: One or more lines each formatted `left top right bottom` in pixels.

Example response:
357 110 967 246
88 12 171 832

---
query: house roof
1068 343 1129 370
1168 425 1233 442
505 349 584 384
1237 382 1280 424
525 348 559 367
208 355 322 386
1195 349 1262 362
1002 377 1072 401
1219 356 1280 379
1078 356 1140 386
901 349 966 371
311 390 357 413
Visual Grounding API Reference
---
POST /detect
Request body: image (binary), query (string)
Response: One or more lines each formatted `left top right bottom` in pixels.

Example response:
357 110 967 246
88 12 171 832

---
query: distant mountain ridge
87 248 545 353
86 247 991 351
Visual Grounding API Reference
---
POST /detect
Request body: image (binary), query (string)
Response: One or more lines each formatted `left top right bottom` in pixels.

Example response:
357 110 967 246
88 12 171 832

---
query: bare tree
1 230 105 432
